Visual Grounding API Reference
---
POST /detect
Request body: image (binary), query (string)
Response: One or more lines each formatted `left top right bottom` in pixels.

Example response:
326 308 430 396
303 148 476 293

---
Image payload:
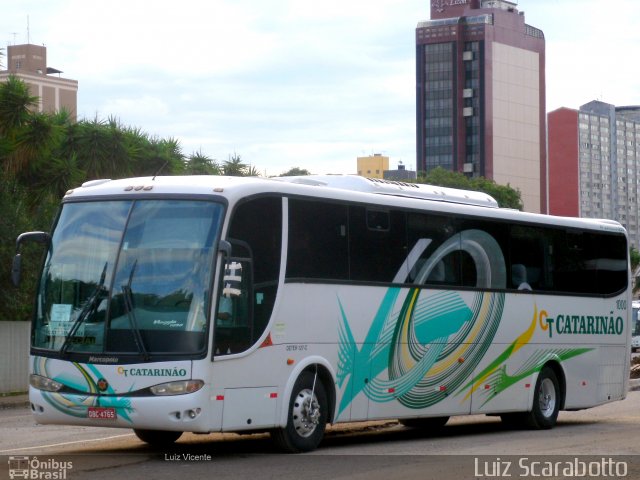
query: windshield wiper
121 260 150 361
60 262 108 356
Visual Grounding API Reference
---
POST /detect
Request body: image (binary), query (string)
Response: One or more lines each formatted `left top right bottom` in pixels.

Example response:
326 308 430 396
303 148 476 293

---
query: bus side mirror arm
12 231 50 287
218 240 232 261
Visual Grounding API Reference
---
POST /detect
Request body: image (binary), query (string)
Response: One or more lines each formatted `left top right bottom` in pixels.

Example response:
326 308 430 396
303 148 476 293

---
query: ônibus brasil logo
8 456 73 479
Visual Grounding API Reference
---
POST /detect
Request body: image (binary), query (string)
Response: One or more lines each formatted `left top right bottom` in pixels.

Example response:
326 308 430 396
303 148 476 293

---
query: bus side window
349 206 407 283
215 197 282 356
286 199 348 281
509 226 551 291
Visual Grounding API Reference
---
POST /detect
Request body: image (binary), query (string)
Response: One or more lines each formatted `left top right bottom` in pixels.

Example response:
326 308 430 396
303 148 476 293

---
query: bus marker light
484 384 491 390
270 393 278 399
388 388 395 393
438 386 446 392
216 395 224 401
458 357 465 363
287 358 295 365
525 384 531 389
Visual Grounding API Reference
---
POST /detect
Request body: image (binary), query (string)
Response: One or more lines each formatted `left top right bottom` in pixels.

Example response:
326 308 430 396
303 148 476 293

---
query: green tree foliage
631 246 640 273
0 76 233 321
0 76 40 176
223 153 248 176
279 167 311 176
246 164 262 177
630 246 640 297
0 178 58 321
418 167 524 210
184 150 222 175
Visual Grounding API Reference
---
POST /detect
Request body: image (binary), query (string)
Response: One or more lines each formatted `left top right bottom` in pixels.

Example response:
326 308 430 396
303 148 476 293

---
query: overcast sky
2 0 639 176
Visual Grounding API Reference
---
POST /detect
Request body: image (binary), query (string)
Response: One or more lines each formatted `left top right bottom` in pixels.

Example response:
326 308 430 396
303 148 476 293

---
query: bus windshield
32 199 223 358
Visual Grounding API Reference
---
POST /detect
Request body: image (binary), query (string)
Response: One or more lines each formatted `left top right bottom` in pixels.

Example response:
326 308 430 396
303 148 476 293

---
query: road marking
0 433 135 454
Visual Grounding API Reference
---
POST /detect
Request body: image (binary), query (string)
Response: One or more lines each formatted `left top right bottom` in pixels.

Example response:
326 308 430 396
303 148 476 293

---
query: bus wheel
271 371 328 453
133 429 182 446
399 416 449 430
525 366 560 429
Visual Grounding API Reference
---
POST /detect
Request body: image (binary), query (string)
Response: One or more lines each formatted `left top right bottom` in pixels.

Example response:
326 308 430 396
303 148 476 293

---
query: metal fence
0 322 29 394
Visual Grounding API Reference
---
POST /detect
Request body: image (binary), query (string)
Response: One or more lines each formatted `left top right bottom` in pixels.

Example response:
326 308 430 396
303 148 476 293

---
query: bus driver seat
511 264 532 291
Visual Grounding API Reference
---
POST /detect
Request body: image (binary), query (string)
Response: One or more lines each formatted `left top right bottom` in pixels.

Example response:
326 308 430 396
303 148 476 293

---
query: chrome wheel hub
292 388 320 437
538 377 556 418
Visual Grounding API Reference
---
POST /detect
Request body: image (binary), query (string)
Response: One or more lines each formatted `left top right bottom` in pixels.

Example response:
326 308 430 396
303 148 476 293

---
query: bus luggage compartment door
221 387 278 431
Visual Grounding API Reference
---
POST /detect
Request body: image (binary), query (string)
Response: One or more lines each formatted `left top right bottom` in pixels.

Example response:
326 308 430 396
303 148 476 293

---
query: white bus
13 175 631 452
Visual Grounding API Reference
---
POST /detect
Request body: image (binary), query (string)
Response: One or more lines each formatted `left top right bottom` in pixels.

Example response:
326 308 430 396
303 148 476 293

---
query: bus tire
271 371 328 453
399 416 449 430
524 366 560 429
133 428 182 446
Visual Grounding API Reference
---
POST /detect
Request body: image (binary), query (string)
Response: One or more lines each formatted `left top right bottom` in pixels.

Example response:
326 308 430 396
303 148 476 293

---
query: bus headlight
149 380 204 396
30 374 63 392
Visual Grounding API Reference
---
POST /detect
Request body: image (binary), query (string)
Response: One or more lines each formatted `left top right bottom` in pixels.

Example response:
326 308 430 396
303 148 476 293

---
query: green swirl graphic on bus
335 229 598 415
337 229 506 414
459 304 592 407
32 357 133 422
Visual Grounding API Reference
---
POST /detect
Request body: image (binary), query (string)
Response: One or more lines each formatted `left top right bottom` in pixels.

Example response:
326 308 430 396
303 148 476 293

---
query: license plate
88 407 117 420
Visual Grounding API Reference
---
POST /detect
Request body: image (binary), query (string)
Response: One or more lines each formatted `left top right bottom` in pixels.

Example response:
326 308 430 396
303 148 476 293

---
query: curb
0 394 29 410
629 379 640 392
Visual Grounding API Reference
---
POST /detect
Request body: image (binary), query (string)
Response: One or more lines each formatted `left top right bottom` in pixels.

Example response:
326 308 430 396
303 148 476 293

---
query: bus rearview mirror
11 254 22 287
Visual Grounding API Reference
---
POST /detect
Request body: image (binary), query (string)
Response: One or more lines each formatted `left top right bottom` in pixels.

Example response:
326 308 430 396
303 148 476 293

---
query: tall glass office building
416 0 546 213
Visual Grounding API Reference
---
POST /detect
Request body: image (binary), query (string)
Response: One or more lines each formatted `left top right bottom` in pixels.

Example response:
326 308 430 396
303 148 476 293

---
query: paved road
2 391 640 479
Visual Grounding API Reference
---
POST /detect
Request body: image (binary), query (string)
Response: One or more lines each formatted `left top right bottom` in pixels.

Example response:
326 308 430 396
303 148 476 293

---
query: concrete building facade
548 101 640 249
416 0 546 213
357 154 389 179
0 43 78 120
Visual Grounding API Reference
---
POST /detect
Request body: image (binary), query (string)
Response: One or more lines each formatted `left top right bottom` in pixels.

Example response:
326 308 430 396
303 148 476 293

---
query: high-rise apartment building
0 43 78 120
416 0 546 212
548 101 640 249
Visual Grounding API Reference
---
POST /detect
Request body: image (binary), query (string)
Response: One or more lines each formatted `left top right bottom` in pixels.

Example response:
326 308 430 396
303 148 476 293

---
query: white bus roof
71 175 498 208
64 175 626 235
274 175 499 208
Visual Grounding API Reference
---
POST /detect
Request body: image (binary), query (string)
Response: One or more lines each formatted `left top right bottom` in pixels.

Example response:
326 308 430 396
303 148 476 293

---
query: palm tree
73 116 136 179
185 150 222 175
144 137 184 177
0 76 39 176
223 152 248 176
13 111 65 180
245 164 261 177
279 167 311 176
